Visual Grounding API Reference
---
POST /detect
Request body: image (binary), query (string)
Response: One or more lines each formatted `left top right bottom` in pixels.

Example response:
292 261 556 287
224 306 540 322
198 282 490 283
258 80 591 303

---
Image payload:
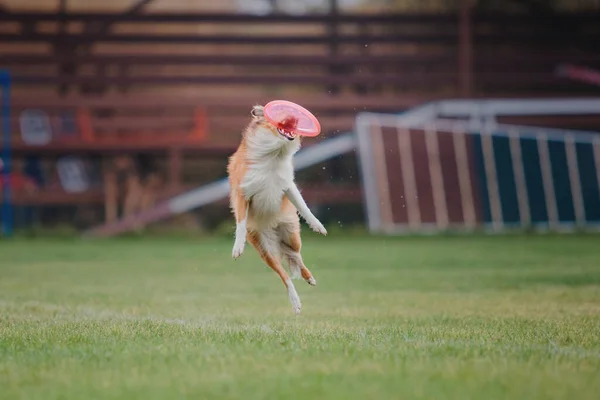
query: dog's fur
227 105 327 315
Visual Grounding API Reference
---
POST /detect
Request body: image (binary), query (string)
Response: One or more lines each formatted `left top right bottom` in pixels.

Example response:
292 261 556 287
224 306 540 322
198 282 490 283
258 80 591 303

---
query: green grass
1 234 599 400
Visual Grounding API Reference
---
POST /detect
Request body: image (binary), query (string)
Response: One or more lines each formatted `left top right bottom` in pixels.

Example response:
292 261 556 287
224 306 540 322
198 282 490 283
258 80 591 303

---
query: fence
1 10 600 95
355 99 600 233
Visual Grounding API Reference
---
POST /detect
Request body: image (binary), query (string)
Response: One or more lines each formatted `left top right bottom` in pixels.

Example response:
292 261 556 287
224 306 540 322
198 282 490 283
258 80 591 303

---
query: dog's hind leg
278 223 316 287
247 230 302 315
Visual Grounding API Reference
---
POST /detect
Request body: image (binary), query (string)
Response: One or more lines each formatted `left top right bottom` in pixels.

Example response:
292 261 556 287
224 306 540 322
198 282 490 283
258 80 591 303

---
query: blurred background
1 0 599 238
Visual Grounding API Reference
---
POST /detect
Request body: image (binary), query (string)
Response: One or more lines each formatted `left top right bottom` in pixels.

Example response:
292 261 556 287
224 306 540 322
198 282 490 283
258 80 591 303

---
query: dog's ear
251 105 264 119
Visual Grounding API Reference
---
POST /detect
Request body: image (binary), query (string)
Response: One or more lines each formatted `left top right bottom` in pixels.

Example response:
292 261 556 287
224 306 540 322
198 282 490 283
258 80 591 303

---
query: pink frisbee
263 100 321 137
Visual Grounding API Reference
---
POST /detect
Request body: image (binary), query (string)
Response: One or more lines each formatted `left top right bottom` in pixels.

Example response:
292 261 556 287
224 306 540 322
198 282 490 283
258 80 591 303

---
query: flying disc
263 100 321 137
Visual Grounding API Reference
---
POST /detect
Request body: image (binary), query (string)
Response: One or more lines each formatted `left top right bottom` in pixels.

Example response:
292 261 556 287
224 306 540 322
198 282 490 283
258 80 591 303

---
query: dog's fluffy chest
241 155 294 216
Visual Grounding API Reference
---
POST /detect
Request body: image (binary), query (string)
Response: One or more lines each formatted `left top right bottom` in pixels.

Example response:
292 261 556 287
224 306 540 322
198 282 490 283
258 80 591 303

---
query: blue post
0 70 13 238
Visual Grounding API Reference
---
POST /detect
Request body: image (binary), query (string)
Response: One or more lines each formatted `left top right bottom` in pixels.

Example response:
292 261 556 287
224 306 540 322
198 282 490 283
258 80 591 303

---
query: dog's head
243 105 301 157
249 105 300 142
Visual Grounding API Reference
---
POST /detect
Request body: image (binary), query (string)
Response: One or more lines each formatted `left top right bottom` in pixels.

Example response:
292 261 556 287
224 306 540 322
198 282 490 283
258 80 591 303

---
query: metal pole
0 70 13 238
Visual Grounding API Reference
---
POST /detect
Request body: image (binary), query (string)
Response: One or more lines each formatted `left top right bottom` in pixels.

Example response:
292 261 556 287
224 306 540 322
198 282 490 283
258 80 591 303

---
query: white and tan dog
227 104 327 315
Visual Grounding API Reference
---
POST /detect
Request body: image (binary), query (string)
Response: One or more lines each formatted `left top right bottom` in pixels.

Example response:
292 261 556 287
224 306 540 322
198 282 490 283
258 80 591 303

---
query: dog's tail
281 243 302 280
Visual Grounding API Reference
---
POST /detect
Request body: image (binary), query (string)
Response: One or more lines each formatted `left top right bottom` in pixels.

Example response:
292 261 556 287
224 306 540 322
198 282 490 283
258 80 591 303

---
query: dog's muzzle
277 127 297 141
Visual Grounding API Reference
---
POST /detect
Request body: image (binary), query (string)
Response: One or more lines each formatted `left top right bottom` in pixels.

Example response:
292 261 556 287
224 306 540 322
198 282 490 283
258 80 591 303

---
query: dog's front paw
232 239 245 259
232 222 247 259
308 218 327 235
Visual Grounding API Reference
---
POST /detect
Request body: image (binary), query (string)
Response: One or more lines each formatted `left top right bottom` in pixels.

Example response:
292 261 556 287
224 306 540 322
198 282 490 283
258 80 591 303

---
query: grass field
1 234 599 400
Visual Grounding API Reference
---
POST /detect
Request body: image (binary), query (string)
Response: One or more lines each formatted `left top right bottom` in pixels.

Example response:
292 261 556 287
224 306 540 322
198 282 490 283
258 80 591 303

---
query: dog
226 104 327 315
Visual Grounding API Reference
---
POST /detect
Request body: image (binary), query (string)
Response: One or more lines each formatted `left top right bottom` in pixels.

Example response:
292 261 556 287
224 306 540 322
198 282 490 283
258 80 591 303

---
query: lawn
0 234 599 400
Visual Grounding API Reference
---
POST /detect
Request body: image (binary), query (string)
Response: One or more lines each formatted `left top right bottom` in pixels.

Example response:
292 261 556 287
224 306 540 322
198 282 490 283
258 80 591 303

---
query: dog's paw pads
306 276 317 286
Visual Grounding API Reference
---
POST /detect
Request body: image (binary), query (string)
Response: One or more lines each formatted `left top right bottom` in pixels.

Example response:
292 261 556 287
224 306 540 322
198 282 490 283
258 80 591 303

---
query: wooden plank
2 10 598 24
397 128 421 230
594 138 600 207
481 131 503 230
11 93 426 110
452 125 476 228
564 133 586 226
1 30 597 45
537 133 559 229
0 11 459 24
88 114 354 130
4 52 598 68
424 126 449 229
0 32 461 45
0 53 456 66
0 141 237 155
10 73 457 86
371 123 393 230
508 129 531 226
9 71 567 88
93 117 194 131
